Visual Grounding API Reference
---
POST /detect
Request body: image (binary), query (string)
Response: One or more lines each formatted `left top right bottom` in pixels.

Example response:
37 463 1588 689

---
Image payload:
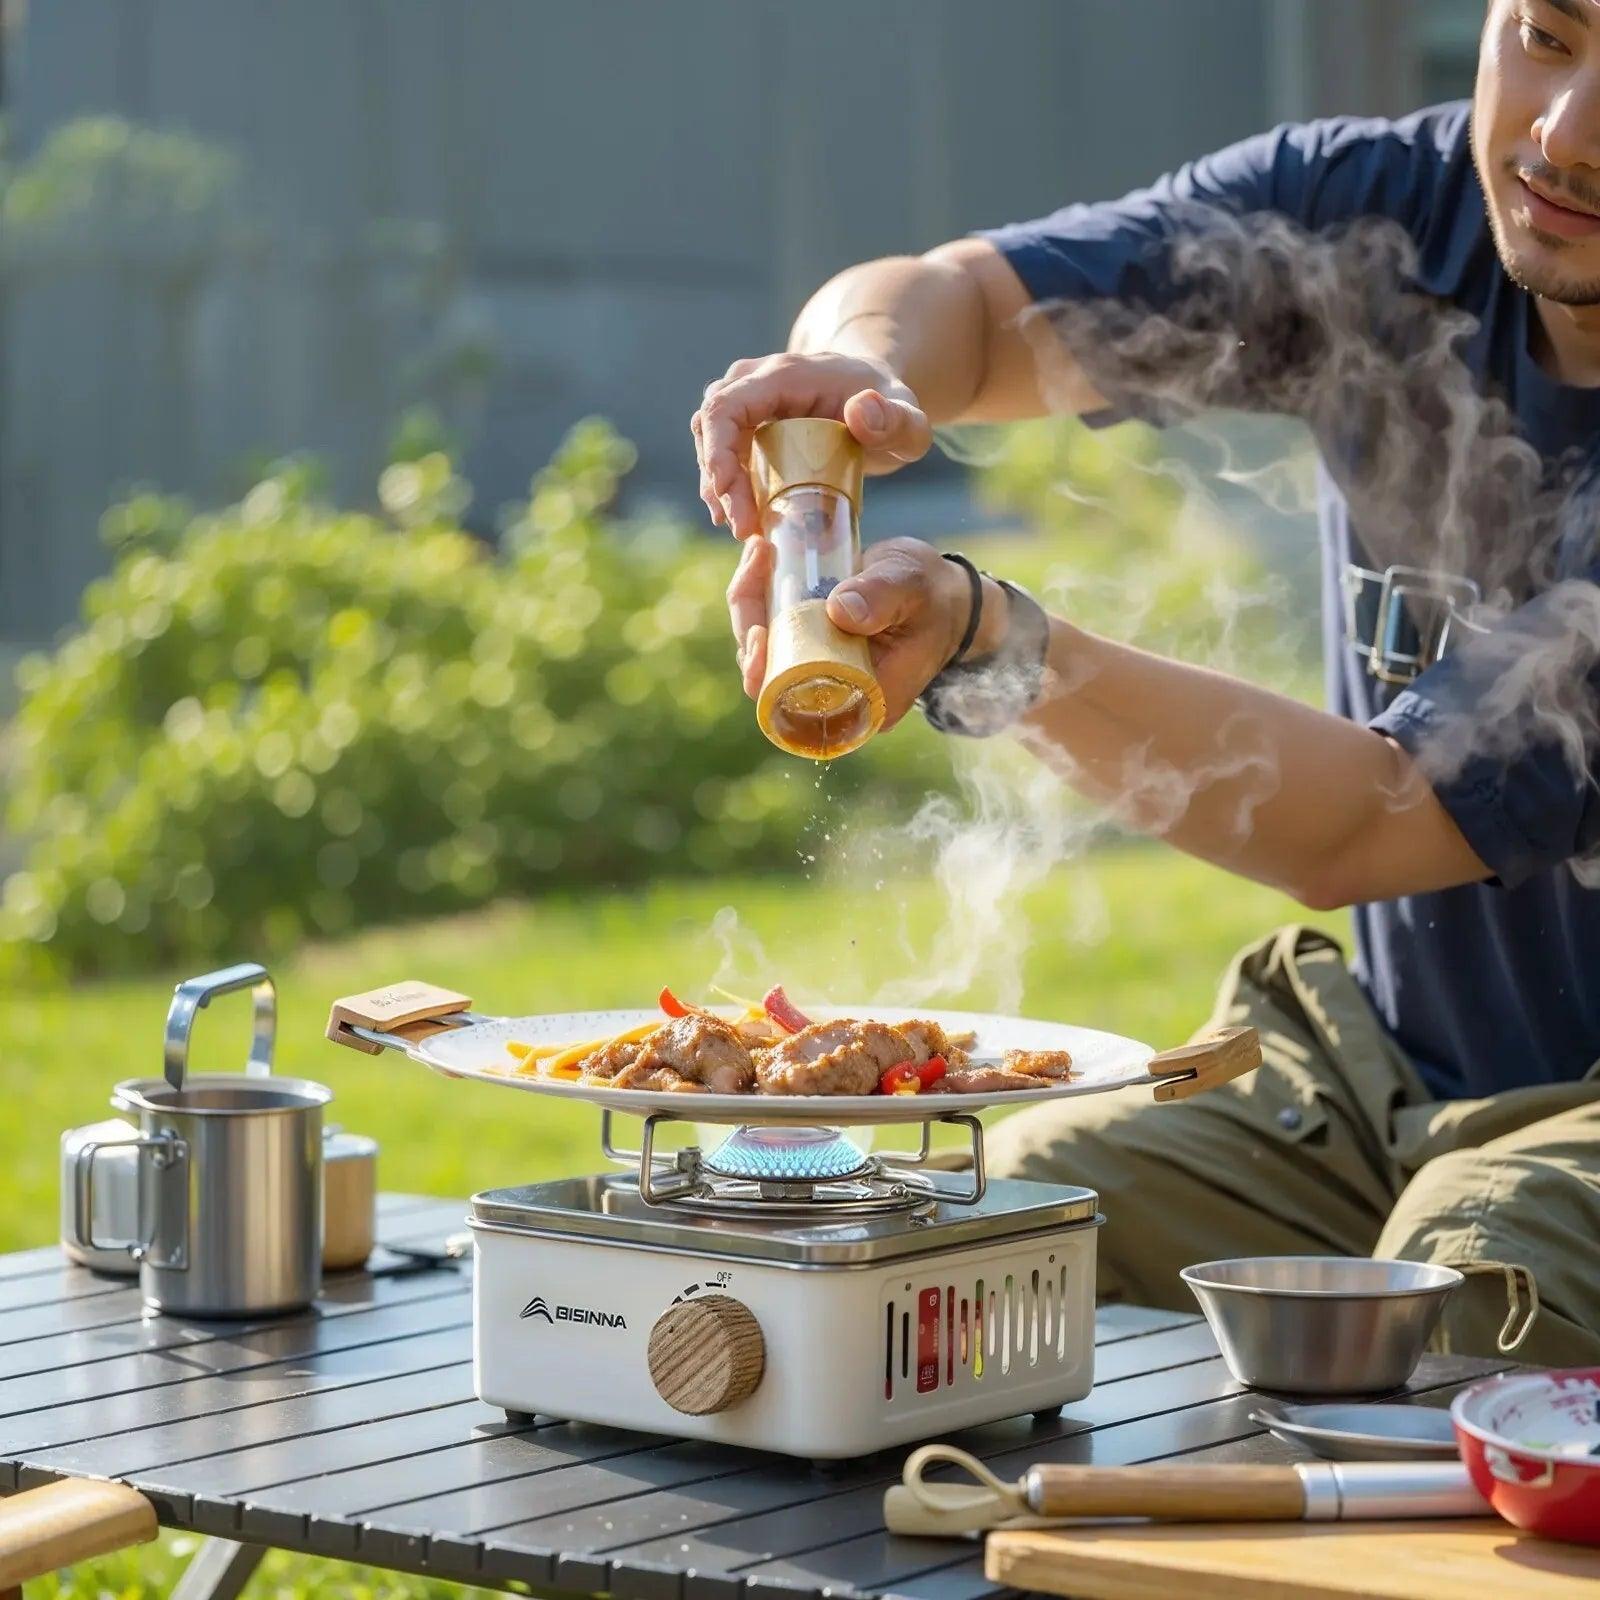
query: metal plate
1249 1402 1460 1460
412 1007 1155 1125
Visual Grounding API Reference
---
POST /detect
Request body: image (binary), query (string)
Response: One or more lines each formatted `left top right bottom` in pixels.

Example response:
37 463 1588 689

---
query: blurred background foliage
0 411 1286 983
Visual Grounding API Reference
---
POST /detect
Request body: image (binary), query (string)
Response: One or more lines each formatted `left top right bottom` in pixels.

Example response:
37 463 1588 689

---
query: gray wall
0 0 1429 639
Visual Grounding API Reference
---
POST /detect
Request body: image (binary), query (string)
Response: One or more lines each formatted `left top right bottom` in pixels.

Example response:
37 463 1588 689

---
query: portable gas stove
471 1113 1099 1457
327 983 1259 1459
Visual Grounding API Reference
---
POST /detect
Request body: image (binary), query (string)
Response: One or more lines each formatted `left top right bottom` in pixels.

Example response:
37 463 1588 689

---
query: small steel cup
77 1075 329 1317
1181 1256 1462 1396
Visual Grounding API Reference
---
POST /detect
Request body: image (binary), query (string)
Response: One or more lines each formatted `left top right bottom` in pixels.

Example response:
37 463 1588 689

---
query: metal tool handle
339 1015 478 1063
1296 1461 1484 1521
72 1134 185 1259
164 963 277 1092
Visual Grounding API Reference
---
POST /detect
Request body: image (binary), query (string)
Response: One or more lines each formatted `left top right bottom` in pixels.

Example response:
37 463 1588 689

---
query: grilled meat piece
647 1013 756 1094
576 1015 754 1094
1000 1047 1074 1080
934 1048 1073 1093
607 1058 707 1093
757 1018 912 1096
892 1019 969 1068
934 1066 1046 1093
575 1038 645 1080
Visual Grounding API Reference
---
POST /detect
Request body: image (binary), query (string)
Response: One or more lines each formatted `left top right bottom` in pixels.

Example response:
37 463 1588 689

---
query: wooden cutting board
986 1518 1600 1600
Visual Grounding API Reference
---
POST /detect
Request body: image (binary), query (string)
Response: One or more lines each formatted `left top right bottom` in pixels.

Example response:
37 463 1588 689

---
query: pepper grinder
752 418 886 759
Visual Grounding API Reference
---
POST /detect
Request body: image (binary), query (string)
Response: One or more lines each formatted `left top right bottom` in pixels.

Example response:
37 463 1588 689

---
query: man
691 0 1600 1363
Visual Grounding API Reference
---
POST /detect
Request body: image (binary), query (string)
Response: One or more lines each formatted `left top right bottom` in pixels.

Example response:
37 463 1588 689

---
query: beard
1493 228 1600 306
1484 154 1600 306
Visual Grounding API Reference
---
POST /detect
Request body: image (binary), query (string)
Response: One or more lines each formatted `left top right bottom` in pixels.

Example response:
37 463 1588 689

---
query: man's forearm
1019 620 1489 907
788 254 991 425
787 241 1102 425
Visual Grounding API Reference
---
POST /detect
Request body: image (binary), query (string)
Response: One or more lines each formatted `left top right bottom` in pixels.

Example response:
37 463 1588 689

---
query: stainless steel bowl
1181 1256 1463 1396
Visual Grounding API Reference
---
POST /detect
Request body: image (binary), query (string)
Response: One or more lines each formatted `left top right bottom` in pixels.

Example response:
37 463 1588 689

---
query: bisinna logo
518 1293 626 1328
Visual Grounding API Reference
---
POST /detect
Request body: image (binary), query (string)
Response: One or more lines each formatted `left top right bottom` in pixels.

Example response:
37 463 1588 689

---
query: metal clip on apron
1342 563 1486 686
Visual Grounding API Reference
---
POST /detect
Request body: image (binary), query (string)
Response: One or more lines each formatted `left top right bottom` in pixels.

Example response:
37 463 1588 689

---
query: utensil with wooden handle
883 1446 1488 1538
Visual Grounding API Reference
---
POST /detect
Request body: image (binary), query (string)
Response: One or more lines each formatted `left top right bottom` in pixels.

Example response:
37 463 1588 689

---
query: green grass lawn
3 847 1343 1598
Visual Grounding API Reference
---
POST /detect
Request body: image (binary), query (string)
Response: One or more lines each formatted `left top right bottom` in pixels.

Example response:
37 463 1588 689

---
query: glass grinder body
752 418 886 759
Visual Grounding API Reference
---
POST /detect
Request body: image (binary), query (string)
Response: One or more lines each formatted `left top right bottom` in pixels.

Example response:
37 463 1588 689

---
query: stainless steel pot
69 962 331 1317
59 962 274 1275
79 1073 330 1316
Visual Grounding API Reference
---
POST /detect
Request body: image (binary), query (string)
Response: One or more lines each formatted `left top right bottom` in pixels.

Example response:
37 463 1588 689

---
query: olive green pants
986 925 1600 1365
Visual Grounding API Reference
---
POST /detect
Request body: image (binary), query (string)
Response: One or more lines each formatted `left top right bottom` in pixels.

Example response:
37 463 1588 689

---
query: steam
872 750 1095 1015
707 904 774 999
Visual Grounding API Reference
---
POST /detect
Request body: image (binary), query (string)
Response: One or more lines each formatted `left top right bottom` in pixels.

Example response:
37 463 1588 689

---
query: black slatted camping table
0 1193 1509 1600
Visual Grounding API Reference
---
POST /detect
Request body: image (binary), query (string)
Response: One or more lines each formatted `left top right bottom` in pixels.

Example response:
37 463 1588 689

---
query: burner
662 1166 940 1221
614 1111 988 1215
703 1125 870 1182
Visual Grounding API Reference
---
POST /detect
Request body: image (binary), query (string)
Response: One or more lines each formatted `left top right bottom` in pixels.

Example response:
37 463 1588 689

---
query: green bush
0 422 941 979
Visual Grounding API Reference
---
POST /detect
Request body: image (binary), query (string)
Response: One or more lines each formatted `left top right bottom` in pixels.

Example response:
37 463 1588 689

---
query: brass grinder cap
750 418 864 512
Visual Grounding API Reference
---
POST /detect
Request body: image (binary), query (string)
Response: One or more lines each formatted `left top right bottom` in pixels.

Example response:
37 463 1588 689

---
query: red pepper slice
879 1055 948 1095
658 986 715 1020
762 985 812 1035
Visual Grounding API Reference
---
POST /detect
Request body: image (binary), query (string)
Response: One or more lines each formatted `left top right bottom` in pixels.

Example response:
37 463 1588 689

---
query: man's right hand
690 351 932 540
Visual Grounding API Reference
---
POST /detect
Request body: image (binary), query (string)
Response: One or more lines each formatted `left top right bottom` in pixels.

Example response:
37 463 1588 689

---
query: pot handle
164 963 276 1092
72 1134 185 1259
326 981 477 1057
1146 1025 1262 1102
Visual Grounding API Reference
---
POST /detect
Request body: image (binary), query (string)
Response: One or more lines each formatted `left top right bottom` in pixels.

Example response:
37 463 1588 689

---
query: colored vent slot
916 1287 940 1394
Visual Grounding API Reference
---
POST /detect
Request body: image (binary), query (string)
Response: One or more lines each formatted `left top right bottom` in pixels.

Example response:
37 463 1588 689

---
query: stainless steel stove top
469 1173 1100 1266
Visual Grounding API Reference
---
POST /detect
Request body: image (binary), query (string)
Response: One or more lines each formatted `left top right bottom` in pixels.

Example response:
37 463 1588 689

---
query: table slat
14 1362 481 1482
0 1265 470 1381
0 1285 470 1421
134 1398 524 1497
5 1322 469 1460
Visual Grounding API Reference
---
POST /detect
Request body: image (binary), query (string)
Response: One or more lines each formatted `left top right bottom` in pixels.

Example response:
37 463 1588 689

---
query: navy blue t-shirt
982 103 1600 1100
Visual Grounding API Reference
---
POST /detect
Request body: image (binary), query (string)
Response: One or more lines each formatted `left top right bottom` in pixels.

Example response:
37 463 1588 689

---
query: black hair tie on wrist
940 551 985 666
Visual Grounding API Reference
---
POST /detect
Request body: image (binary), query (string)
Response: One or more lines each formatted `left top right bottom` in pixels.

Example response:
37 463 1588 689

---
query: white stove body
471 1176 1100 1460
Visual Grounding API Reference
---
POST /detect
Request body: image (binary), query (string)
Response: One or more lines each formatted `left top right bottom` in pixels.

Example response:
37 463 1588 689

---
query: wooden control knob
648 1294 765 1415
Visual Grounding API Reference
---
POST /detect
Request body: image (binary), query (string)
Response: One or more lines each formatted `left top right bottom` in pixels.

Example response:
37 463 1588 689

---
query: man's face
1475 0 1600 304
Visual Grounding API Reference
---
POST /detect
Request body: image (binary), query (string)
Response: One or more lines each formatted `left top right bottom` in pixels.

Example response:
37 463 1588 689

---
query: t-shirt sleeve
976 107 1468 423
1369 579 1600 889
980 109 1461 313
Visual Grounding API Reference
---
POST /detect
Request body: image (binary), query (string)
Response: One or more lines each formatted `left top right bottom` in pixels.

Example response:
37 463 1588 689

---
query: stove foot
504 1409 538 1425
1031 1405 1063 1422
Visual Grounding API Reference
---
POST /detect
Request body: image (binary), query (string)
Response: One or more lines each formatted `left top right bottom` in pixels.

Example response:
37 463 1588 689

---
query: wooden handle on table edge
0 1479 157 1591
1025 1463 1306 1522
1145 1024 1262 1102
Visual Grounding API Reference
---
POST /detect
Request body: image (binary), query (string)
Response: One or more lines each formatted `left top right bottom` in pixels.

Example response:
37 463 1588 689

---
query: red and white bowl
1452 1368 1600 1545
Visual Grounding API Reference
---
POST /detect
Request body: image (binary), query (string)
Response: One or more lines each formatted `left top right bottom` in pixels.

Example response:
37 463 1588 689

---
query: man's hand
691 352 932 540
727 536 1003 728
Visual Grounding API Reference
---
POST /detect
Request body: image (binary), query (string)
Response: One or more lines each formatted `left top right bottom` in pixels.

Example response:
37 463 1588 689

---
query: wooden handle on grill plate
1145 1024 1261 1102
1026 1464 1306 1521
0 1479 158 1592
326 981 474 1055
